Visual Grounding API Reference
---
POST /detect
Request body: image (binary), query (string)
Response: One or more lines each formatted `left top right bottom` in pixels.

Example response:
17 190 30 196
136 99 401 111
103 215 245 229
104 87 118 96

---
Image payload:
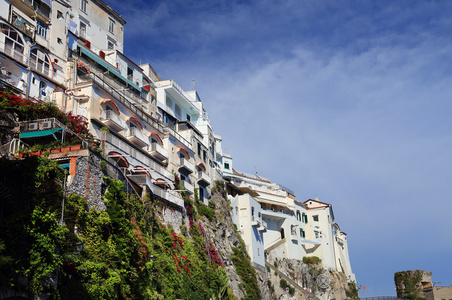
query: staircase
265 238 286 253
266 261 307 296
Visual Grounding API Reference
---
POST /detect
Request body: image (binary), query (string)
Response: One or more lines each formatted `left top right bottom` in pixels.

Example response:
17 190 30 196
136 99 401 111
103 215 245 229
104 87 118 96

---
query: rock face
157 181 354 300
264 256 353 300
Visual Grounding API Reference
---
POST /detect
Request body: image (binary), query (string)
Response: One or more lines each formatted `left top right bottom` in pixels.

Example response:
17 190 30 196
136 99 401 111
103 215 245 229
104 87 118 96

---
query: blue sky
107 0 452 296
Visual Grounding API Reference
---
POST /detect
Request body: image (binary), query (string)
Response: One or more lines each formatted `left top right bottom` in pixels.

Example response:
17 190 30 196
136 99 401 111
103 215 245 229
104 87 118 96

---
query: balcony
258 220 267 231
101 110 126 131
197 170 211 186
179 157 194 174
148 142 168 161
180 179 194 195
152 184 184 208
290 234 298 241
126 127 148 147
11 0 51 21
29 51 50 77
251 216 260 227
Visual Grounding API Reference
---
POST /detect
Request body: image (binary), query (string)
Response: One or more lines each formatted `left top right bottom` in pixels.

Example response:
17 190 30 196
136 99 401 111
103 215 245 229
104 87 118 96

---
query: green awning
20 128 63 138
60 163 70 169
79 45 124 80
79 43 141 92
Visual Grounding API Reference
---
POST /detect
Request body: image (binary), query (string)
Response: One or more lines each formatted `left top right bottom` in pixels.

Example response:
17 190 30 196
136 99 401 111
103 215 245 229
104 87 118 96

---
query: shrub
280 279 288 289
303 256 321 264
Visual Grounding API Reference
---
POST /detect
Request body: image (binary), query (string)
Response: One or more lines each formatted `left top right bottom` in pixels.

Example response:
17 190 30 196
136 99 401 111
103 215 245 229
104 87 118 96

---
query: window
175 104 181 119
300 229 305 238
199 187 204 202
30 48 50 75
203 150 207 162
80 0 87 13
302 213 308 223
107 41 114 50
313 215 319 222
79 22 86 38
315 231 320 239
57 10 64 19
108 18 115 33
224 162 229 169
186 114 191 122
37 21 48 39
57 38 63 44
127 67 133 82
197 143 201 156
296 210 301 221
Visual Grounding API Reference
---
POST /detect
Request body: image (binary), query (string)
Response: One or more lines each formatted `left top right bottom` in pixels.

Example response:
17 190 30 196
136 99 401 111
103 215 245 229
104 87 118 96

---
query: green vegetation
0 91 92 140
303 256 321 264
0 155 241 299
394 270 425 300
346 281 359 300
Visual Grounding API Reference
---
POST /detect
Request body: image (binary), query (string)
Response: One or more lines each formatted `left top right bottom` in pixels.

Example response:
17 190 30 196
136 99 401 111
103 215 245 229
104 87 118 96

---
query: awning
20 128 63 138
79 43 141 92
299 239 322 245
79 44 124 80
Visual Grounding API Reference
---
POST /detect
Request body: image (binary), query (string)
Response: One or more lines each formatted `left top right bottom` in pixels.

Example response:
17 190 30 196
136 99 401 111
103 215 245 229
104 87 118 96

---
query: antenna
192 77 195 90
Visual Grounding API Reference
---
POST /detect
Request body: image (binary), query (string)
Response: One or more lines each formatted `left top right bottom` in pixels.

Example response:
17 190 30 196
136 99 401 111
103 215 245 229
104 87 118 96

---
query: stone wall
67 154 106 211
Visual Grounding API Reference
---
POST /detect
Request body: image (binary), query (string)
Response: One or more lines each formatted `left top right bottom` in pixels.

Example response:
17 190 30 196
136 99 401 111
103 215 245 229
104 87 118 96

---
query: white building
230 192 266 271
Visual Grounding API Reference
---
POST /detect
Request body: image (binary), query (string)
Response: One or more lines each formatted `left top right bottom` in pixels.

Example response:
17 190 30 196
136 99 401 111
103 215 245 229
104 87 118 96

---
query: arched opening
178 147 189 159
77 61 90 77
149 132 163 145
1 22 24 60
108 151 129 169
127 116 143 130
101 98 120 115
30 47 50 76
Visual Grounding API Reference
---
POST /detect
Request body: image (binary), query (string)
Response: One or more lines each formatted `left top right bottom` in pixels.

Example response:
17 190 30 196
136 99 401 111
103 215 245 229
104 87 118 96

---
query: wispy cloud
107 0 452 295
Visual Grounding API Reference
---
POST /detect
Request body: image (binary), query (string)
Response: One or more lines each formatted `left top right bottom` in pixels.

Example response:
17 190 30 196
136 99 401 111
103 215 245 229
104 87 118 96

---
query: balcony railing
11 13 35 37
18 0 51 19
149 142 168 160
179 157 194 173
155 79 198 110
101 110 126 130
105 133 174 181
180 180 194 194
126 127 149 146
152 185 184 208
29 51 50 77
197 170 211 186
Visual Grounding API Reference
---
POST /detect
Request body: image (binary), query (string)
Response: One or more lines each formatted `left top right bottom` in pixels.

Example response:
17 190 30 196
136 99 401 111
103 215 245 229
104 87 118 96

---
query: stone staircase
265 237 286 253
266 261 308 296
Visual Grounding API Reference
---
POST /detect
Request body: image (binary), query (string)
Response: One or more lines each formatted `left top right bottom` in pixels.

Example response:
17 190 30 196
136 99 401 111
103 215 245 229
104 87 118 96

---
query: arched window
1 23 24 61
30 48 50 76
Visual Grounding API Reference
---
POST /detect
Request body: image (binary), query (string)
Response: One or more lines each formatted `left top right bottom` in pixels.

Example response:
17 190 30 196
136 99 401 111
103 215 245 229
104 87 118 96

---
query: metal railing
0 39 64 83
105 133 174 180
19 0 50 19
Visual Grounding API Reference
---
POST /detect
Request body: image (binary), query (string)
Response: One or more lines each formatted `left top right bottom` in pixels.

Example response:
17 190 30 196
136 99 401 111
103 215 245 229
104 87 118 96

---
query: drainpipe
25 67 31 100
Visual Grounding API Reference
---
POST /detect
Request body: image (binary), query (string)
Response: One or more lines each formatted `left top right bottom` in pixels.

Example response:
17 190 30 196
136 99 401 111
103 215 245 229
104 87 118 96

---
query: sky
106 0 452 296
